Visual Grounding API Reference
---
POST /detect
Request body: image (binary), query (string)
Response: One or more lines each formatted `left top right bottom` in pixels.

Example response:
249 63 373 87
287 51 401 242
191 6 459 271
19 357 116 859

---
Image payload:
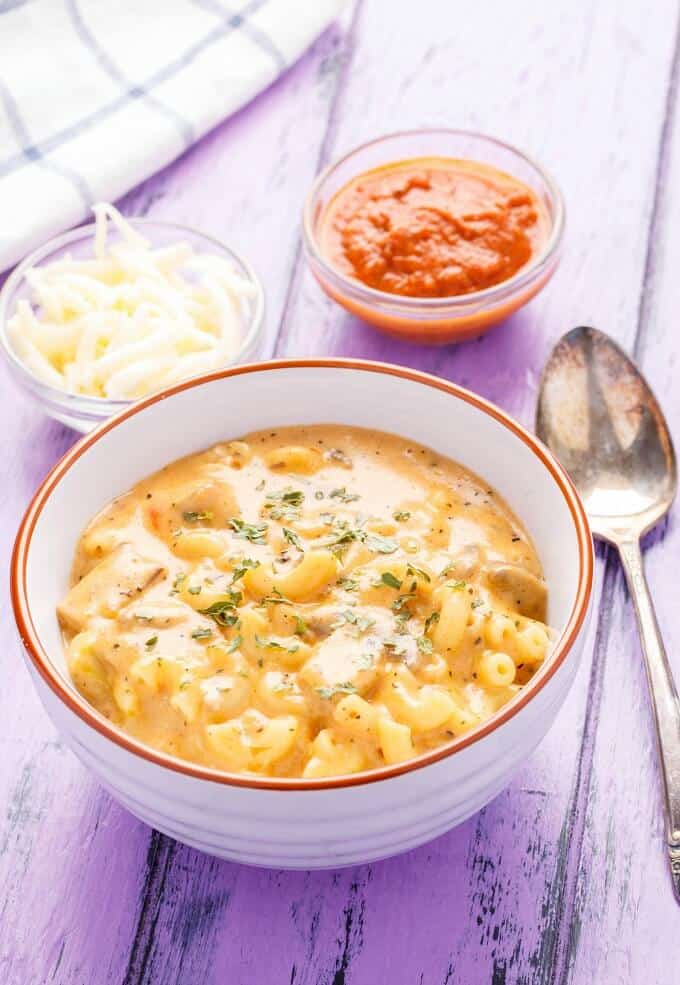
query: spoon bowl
537 326 680 902
537 326 676 542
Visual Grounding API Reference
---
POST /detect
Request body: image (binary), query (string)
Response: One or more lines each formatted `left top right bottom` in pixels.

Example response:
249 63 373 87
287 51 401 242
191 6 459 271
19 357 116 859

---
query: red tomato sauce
319 158 550 299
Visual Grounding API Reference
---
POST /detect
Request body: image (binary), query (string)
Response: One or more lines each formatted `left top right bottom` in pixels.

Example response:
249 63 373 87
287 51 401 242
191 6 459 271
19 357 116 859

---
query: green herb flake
263 487 305 521
226 634 243 654
229 517 269 544
271 678 294 693
332 610 376 635
383 637 410 657
170 572 187 595
254 634 300 654
393 510 411 522
182 510 213 524
282 527 303 551
392 592 416 614
406 563 431 583
145 635 158 650
294 616 308 636
200 592 242 626
191 627 214 641
337 576 359 591
187 584 202 596
364 533 399 554
416 636 434 654
329 486 360 503
260 589 291 606
316 681 358 700
380 571 402 590
424 610 440 634
231 558 260 583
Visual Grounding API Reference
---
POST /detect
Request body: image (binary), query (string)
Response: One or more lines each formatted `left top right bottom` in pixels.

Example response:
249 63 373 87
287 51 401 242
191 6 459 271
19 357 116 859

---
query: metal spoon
536 325 680 900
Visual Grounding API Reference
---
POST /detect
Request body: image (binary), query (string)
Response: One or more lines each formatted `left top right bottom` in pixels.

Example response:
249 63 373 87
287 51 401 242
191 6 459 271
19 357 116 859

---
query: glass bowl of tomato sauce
303 129 564 345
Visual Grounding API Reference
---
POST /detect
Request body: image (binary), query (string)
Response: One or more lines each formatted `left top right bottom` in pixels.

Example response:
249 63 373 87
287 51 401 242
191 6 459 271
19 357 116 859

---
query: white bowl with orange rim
11 360 591 867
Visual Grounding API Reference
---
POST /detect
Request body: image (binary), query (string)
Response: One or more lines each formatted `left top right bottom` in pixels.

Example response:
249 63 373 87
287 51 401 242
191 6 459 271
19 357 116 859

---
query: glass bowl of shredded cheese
0 204 265 432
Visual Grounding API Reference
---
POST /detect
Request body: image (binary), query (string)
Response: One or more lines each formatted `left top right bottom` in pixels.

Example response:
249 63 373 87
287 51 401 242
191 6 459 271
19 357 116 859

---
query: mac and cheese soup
58 426 554 779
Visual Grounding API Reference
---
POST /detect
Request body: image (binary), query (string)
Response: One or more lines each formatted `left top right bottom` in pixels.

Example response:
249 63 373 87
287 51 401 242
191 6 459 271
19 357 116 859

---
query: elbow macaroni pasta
58 425 555 778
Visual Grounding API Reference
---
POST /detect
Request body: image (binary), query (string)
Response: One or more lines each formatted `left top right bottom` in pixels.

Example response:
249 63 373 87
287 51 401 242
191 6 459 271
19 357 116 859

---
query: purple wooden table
2 3 680 982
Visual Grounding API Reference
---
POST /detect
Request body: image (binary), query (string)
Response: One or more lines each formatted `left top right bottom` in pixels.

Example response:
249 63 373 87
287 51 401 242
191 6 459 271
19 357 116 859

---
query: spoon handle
618 538 680 901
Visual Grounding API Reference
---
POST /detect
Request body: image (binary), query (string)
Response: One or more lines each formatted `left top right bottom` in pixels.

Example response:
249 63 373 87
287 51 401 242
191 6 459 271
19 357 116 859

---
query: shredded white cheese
7 203 257 400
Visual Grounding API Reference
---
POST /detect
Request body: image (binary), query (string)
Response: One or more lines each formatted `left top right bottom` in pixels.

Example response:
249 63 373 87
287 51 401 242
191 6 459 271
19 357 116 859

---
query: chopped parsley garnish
363 533 399 554
229 517 268 544
182 510 213 524
231 558 260 583
406 563 430 583
417 636 433 654
260 589 291 606
254 634 300 654
324 526 363 555
145 635 158 650
337 576 359 591
471 599 485 609
191 626 214 641
329 486 360 503
450 580 467 590
324 526 398 556
170 572 187 595
199 591 242 626
424 611 440 634
380 571 402 590
392 591 416 614
394 612 410 633
226 634 242 654
264 487 304 520
316 681 358 699
271 679 294 693
383 637 410 657
393 510 411 522
314 490 325 500
187 584 202 595
332 610 376 634
294 616 308 636
282 527 303 550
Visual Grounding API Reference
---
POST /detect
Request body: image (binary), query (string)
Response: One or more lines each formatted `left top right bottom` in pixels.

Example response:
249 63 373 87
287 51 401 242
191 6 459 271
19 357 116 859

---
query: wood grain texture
2 1 680 983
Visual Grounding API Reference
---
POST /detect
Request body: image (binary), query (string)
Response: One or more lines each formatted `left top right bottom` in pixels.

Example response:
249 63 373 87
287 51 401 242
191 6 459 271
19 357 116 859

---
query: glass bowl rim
0 217 266 412
302 127 566 312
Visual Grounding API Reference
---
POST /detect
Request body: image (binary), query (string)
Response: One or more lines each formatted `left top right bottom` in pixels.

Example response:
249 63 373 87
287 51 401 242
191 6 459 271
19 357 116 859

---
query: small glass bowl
0 219 265 432
303 129 565 345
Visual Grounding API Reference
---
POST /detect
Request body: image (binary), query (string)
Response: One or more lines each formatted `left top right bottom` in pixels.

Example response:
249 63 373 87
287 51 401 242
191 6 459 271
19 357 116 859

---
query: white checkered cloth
0 0 342 271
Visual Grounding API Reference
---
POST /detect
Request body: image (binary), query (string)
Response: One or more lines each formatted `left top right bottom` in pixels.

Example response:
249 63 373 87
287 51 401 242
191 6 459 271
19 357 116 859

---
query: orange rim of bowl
11 358 593 792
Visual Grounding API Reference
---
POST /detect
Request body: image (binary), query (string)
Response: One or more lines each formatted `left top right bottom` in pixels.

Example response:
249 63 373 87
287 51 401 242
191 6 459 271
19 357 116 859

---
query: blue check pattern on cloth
0 0 341 270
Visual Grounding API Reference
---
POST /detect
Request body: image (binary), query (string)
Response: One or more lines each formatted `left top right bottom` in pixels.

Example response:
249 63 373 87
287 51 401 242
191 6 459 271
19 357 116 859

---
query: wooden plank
566 29 680 983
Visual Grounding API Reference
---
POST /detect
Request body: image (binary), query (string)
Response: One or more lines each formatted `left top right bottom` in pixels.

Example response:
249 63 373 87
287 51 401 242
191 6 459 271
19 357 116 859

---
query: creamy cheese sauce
58 425 554 779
